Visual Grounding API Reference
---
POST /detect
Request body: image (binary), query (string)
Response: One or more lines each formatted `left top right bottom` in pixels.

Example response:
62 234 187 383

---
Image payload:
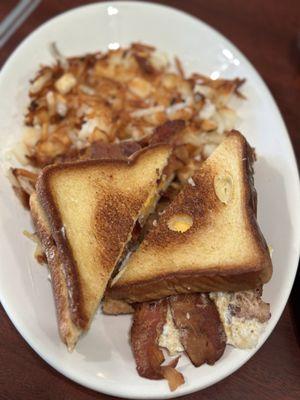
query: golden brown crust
38 143 171 178
36 169 86 328
29 193 81 349
35 144 172 328
229 130 272 276
108 263 272 303
239 130 270 258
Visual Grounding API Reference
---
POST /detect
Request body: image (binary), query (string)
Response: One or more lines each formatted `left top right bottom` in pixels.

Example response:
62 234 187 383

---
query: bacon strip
169 293 226 367
131 299 167 379
161 357 185 392
131 299 185 391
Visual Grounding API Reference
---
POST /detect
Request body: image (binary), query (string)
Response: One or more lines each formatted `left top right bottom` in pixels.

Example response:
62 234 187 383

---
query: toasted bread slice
108 131 272 303
30 144 172 348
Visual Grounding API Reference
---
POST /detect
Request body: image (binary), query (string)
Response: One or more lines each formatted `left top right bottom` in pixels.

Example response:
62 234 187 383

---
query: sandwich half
30 144 172 349
108 131 272 303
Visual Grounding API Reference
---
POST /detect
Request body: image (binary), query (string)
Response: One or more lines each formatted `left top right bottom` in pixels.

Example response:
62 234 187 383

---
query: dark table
0 1 299 399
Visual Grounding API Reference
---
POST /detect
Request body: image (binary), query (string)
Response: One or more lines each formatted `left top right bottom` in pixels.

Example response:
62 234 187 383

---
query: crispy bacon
169 293 226 367
131 299 168 379
161 357 185 392
131 299 185 391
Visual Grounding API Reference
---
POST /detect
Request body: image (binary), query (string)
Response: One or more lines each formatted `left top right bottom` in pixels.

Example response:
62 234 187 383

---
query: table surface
0 1 299 399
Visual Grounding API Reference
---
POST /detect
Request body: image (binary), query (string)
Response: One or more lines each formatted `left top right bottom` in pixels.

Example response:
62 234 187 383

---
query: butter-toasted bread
30 144 172 348
30 193 81 348
108 131 272 303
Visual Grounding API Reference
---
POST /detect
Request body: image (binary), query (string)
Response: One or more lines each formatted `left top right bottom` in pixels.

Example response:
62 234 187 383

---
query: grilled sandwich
108 131 273 303
30 144 172 349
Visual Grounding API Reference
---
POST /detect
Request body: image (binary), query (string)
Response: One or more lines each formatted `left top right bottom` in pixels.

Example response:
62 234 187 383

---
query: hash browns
17 43 244 182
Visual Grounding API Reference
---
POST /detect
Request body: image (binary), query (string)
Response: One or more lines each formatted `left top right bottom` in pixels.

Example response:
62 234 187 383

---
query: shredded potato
19 42 245 184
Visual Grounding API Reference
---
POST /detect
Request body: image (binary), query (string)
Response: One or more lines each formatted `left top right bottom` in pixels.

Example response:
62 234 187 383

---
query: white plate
0 2 299 399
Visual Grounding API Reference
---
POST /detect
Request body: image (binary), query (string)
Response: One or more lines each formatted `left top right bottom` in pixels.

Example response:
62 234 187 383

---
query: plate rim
0 1 299 399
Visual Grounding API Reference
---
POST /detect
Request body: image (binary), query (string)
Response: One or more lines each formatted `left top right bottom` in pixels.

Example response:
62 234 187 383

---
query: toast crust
108 264 272 303
108 131 272 302
30 193 81 349
35 144 172 328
